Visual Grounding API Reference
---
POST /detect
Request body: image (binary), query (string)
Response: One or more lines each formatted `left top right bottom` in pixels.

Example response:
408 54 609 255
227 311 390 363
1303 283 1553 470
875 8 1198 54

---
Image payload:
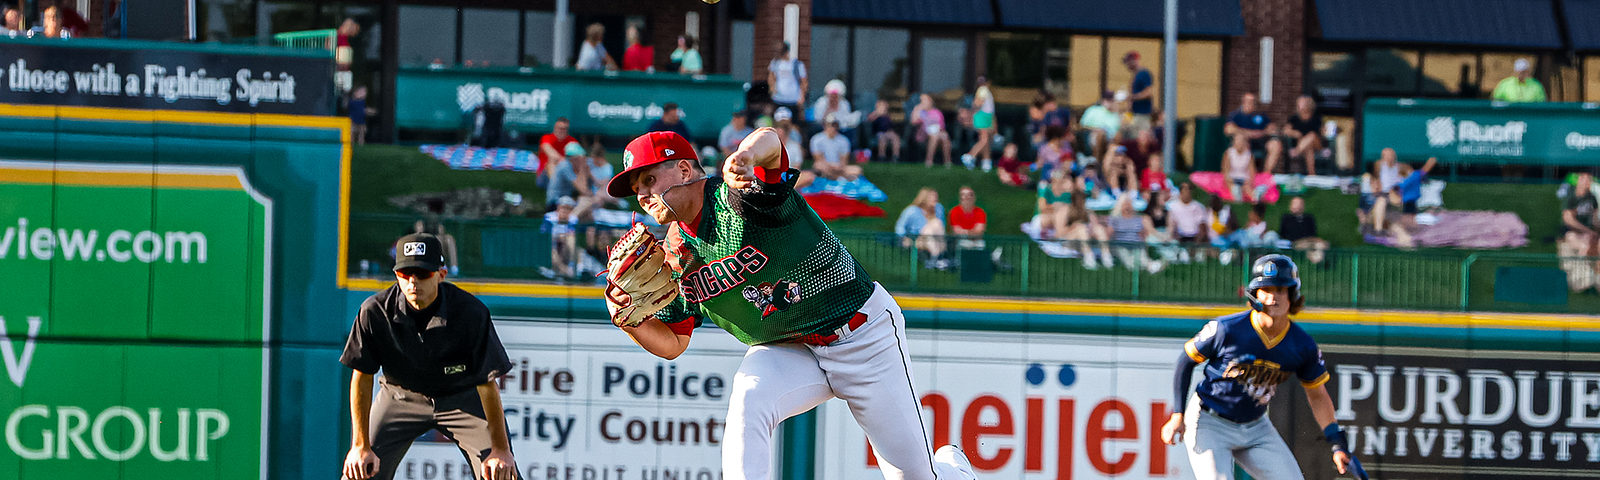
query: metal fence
350 213 1600 314
274 29 336 51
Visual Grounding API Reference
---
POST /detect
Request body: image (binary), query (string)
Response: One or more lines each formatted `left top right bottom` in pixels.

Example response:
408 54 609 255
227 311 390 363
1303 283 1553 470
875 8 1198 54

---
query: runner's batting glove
1324 424 1369 480
602 223 681 328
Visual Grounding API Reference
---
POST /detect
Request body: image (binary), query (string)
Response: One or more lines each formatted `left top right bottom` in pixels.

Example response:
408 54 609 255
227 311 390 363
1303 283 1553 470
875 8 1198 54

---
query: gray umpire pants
362 381 522 480
1183 394 1304 480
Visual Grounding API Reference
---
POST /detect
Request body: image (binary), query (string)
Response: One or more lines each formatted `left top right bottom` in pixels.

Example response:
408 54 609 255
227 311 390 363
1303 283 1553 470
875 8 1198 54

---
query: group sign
1362 97 1600 166
0 160 272 479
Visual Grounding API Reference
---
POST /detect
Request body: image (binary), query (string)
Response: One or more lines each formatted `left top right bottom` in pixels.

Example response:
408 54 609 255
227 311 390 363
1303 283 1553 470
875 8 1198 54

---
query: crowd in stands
1 5 88 38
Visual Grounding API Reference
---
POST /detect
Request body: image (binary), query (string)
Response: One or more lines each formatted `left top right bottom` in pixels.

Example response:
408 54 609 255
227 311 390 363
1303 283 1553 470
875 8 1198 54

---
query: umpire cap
394 233 446 272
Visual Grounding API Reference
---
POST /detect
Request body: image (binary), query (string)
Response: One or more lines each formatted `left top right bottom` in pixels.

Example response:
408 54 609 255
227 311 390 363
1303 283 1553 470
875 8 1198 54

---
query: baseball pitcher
600 129 978 480
1161 254 1367 480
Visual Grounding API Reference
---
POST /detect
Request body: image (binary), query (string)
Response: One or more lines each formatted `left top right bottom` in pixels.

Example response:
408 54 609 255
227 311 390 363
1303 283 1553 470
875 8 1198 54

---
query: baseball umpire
599 129 978 480
340 233 520 480
1161 254 1366 480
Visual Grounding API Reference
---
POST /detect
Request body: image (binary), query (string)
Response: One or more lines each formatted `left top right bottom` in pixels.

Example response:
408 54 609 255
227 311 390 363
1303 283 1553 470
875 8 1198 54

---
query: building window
1176 40 1223 118
808 25 851 104
399 6 457 67
1586 57 1600 102
462 9 519 67
1421 51 1478 96
988 32 1045 93
1364 48 1419 95
259 0 316 37
918 37 968 101
1068 35 1103 108
197 0 254 43
852 27 910 111
731 21 755 82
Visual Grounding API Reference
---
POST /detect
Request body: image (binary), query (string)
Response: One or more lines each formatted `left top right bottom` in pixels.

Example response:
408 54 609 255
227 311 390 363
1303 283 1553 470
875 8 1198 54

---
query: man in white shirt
1168 183 1211 259
809 116 851 180
768 42 809 112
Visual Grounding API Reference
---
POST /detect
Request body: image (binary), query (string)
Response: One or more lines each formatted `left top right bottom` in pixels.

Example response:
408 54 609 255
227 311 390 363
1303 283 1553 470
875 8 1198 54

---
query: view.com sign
1426 116 1528 157
1 218 207 264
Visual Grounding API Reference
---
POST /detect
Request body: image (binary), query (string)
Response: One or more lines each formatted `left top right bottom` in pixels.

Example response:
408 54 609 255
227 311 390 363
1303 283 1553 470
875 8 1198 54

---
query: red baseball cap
608 131 699 198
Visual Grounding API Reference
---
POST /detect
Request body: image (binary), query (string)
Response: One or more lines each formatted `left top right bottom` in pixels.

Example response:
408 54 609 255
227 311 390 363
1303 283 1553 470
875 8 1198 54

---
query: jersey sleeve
339 300 383 375
1184 320 1224 363
467 299 514 384
652 295 703 336
1298 342 1331 388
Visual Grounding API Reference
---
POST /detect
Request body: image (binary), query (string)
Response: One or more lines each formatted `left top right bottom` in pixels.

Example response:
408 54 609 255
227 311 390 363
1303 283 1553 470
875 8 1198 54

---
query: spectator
1102 145 1140 196
1035 125 1073 179
1123 51 1155 136
539 117 579 174
540 145 582 211
1061 191 1113 270
575 23 616 71
1118 129 1160 177
1038 168 1077 238
676 36 704 75
1492 58 1546 103
1282 95 1324 175
1108 194 1163 273
1028 93 1073 149
1 6 21 36
1236 204 1280 249
810 80 855 131
622 26 654 72
648 103 693 147
895 187 949 268
1377 156 1439 232
1079 91 1123 157
410 199 460 275
949 186 988 250
1225 93 1284 173
348 86 373 146
962 76 996 171
34 6 70 38
1143 189 1177 254
809 115 852 180
996 143 1031 188
1374 148 1402 193
1279 196 1329 265
868 100 901 162
1169 183 1210 261
719 111 754 159
774 107 806 166
1562 171 1600 281
542 196 581 278
336 19 360 76
912 93 953 167
767 42 808 112
1142 153 1169 194
1207 196 1241 264
1223 134 1260 203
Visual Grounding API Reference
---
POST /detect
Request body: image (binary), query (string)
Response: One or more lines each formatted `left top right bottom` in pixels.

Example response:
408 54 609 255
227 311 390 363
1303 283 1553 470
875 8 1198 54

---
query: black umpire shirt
340 282 513 398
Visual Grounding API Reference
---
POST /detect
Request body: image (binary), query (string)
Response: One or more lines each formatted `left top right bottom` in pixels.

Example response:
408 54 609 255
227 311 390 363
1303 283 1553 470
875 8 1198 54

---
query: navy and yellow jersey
1183 310 1329 423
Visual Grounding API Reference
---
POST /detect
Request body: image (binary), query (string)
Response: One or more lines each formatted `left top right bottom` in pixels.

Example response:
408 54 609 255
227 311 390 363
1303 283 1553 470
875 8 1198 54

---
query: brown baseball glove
603 223 680 328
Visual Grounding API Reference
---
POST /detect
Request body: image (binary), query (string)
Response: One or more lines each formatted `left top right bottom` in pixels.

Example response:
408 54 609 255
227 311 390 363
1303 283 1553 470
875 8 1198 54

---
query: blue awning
1564 0 1600 51
996 0 1244 36
1315 0 1562 49
812 0 995 26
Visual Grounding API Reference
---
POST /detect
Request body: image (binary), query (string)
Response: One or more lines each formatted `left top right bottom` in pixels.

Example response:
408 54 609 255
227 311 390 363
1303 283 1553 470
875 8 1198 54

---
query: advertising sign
395 67 745 140
0 38 334 115
816 330 1191 480
1362 98 1600 166
392 321 748 480
1319 347 1600 479
0 160 272 479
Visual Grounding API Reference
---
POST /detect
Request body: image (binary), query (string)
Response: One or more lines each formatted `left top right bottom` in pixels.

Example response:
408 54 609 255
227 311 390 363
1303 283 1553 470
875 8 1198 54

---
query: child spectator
542 196 581 278
912 93 952 167
1142 154 1169 194
868 100 901 162
1037 168 1077 239
1034 125 1073 179
996 143 1031 188
1223 133 1258 203
895 188 949 269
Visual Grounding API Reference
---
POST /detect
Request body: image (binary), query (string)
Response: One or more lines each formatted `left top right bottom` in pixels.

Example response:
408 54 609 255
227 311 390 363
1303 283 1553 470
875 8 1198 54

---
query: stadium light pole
1162 0 1178 173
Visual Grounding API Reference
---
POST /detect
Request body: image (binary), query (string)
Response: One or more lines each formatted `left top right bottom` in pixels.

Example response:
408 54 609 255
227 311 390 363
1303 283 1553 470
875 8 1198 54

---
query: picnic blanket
804 193 885 221
798 176 889 203
1364 210 1527 249
1190 171 1281 203
420 144 541 172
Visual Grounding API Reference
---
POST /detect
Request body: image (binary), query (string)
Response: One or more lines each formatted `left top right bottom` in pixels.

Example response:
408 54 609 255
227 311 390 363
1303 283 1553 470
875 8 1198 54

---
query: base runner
600 129 978 480
1160 254 1367 480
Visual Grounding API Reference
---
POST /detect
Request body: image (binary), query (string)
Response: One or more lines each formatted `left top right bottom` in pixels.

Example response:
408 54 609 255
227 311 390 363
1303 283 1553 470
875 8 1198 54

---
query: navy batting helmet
1246 254 1303 313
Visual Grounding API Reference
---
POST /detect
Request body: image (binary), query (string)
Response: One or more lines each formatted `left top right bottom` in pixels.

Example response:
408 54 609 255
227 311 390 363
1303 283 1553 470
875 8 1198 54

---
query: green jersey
655 170 875 345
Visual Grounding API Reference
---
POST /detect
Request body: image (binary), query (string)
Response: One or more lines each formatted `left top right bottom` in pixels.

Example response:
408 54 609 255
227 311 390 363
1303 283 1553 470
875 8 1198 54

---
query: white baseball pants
1183 393 1305 480
722 283 965 480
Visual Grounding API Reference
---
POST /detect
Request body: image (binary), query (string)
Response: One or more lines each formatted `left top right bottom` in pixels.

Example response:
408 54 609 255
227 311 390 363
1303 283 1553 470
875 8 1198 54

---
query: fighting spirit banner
0 37 334 115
